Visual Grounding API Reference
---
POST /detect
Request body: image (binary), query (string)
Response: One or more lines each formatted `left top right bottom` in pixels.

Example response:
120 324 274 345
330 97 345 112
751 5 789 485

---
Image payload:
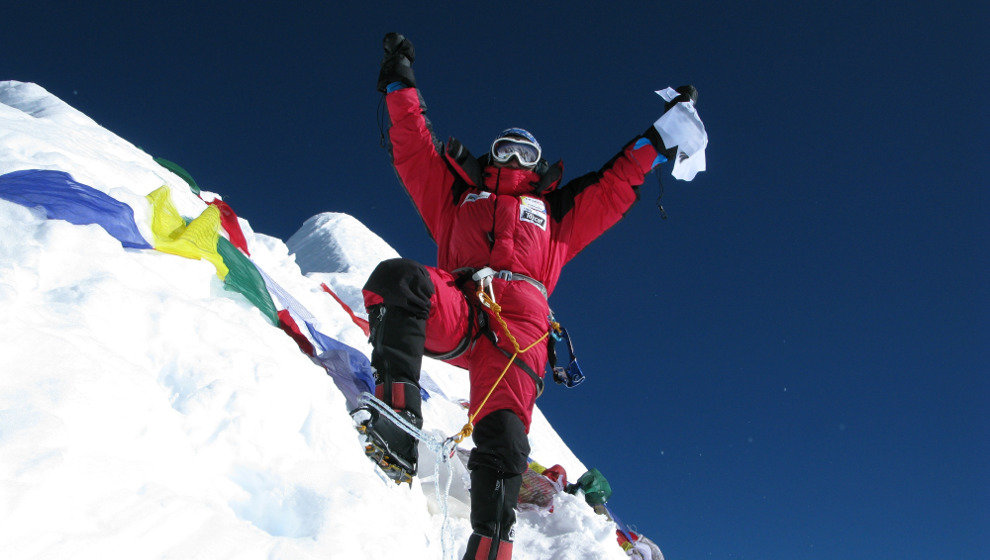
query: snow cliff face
286 211 401 323
288 212 400 276
0 81 624 560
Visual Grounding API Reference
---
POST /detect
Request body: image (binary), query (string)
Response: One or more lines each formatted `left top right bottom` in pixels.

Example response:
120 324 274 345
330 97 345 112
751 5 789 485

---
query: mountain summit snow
0 81 626 559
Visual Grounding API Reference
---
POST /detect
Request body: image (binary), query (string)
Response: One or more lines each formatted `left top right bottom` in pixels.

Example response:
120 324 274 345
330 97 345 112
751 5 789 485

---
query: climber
352 32 701 560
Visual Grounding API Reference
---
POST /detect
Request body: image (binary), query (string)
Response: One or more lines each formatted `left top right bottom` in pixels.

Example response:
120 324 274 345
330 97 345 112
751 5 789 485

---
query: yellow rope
449 289 560 444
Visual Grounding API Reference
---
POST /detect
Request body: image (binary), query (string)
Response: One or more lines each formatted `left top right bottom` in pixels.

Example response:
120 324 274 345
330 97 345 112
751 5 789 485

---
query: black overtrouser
366 259 530 560
364 258 435 413
463 409 530 560
362 258 434 467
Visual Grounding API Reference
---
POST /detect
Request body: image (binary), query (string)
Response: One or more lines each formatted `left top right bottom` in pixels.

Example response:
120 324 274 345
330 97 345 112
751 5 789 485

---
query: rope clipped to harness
447 285 559 445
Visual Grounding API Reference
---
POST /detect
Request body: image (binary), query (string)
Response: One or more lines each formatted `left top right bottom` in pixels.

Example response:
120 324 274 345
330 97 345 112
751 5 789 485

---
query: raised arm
546 136 661 264
547 85 701 264
377 33 455 242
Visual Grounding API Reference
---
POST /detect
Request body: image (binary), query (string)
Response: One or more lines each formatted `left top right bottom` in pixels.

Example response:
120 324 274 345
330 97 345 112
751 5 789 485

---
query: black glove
377 32 417 93
644 84 699 160
664 84 698 112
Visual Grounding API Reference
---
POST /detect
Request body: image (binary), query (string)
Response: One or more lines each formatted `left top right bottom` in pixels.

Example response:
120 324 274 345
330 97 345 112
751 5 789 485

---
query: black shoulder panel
530 160 563 194
545 146 644 223
442 137 483 205
545 171 599 222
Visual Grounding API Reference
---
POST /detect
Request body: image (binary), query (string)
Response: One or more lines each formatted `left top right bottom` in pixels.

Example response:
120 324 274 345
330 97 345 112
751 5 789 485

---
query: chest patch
462 191 492 205
518 195 547 230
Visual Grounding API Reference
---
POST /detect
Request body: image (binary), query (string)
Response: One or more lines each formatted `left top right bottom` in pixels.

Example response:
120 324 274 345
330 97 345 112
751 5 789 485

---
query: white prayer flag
653 87 708 180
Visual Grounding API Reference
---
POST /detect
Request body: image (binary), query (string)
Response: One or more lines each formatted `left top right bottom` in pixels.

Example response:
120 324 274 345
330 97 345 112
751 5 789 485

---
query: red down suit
364 87 660 430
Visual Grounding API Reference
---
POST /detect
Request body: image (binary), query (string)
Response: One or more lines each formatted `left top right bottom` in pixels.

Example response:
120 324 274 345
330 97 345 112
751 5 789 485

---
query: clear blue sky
5 2 986 558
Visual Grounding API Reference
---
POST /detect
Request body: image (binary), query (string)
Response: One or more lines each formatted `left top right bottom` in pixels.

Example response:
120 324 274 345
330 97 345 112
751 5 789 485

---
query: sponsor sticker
519 195 546 213
521 208 547 229
462 191 492 205
519 196 547 230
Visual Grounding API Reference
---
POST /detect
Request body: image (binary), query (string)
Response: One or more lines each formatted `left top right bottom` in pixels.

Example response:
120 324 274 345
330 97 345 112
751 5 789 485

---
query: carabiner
472 267 498 307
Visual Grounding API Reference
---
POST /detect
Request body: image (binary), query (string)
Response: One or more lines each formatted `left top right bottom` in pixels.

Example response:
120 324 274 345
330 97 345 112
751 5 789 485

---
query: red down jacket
375 87 660 430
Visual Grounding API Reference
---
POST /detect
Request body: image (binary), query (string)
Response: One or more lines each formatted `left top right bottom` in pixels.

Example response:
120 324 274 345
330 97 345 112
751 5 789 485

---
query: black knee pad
364 258 435 319
467 409 531 476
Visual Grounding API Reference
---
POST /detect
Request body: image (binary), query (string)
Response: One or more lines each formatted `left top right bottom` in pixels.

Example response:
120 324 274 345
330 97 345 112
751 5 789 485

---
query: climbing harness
359 266 584 558
447 272 559 446
425 266 549 366
469 266 549 300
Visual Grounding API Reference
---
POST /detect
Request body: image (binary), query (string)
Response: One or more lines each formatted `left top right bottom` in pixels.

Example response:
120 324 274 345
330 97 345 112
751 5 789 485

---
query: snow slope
0 81 626 559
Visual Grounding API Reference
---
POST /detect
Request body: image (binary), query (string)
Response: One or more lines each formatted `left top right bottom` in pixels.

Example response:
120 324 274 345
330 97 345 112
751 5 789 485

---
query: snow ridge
0 81 625 560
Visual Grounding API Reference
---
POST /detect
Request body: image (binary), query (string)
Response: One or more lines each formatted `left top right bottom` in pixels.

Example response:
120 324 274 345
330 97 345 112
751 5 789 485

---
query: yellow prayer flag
146 186 228 280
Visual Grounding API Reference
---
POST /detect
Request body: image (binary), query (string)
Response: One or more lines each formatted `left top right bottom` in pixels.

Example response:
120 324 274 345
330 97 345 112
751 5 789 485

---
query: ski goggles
491 135 542 167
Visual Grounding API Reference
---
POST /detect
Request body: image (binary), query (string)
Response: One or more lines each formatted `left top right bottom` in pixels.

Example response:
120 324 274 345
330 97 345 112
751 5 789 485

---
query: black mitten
377 32 417 93
664 85 698 111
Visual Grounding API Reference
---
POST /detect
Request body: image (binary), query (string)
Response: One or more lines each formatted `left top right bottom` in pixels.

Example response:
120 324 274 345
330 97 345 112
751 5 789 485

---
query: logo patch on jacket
462 191 492 205
519 195 547 230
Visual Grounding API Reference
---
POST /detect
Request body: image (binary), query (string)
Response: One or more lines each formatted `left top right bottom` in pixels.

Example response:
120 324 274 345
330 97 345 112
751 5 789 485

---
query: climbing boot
351 385 422 485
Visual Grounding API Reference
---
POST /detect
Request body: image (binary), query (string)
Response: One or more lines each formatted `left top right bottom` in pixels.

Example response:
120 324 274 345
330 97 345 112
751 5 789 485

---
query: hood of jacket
482 166 542 197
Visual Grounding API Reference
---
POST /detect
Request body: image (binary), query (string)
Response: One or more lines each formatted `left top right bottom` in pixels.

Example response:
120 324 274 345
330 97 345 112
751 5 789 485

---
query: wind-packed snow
0 81 626 559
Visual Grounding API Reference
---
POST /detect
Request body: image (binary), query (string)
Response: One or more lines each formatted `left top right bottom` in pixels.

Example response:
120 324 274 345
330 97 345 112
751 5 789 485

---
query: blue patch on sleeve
386 82 408 93
633 137 668 169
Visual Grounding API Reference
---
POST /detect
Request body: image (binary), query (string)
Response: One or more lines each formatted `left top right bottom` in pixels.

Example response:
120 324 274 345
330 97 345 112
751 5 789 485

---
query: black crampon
351 404 419 485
